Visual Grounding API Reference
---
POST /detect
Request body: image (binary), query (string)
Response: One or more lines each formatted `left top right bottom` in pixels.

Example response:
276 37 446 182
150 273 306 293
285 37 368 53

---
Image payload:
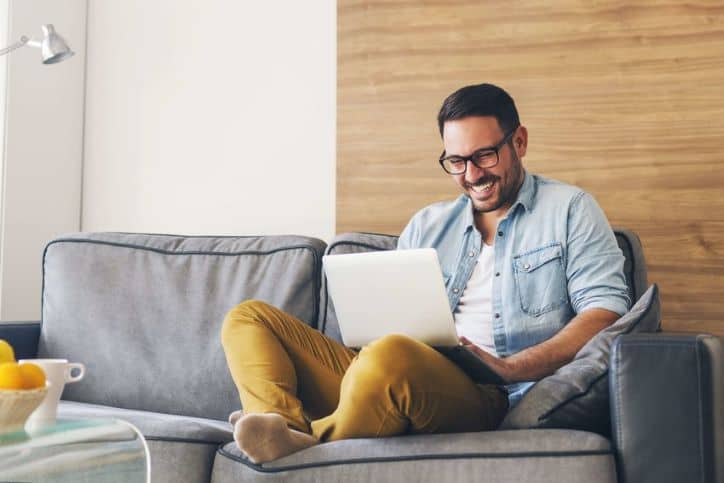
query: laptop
323 248 506 386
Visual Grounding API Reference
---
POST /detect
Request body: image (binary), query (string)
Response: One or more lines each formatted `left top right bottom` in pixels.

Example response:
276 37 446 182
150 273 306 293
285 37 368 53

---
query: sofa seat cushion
58 400 233 443
211 429 616 483
59 401 233 483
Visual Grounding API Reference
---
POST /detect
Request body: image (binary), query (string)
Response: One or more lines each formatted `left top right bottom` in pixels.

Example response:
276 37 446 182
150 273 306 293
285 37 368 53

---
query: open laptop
323 248 506 386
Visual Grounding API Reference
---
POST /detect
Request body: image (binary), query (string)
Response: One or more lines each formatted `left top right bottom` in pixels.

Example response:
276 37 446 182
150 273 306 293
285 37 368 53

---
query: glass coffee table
0 418 149 482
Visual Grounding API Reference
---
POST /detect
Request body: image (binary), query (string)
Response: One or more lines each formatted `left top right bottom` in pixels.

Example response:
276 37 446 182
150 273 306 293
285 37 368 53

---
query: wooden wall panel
338 0 724 336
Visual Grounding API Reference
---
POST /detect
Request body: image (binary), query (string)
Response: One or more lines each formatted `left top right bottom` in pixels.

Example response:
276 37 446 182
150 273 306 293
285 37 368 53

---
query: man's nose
465 160 486 182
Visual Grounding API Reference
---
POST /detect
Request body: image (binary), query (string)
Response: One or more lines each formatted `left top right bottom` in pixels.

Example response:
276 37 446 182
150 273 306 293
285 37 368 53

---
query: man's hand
459 336 517 384
459 308 621 383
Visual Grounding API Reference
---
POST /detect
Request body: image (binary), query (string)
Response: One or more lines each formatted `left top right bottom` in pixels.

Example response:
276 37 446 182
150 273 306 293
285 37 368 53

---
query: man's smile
467 178 497 197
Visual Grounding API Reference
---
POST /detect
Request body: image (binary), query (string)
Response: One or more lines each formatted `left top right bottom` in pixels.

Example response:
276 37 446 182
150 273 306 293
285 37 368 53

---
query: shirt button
498 231 504 237
453 288 460 294
494 313 500 318
524 263 531 271
468 251 475 257
495 272 500 277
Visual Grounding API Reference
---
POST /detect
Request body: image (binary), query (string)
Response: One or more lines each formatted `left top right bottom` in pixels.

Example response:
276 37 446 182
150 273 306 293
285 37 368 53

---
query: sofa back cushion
39 233 326 420
319 228 646 343
613 227 648 307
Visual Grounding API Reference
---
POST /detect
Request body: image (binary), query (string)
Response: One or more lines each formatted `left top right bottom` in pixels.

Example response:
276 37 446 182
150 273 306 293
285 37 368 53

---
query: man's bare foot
233 413 318 463
228 409 244 425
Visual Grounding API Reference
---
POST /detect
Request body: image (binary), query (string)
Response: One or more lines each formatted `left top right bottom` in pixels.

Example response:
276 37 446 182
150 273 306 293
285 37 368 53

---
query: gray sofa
1 230 721 483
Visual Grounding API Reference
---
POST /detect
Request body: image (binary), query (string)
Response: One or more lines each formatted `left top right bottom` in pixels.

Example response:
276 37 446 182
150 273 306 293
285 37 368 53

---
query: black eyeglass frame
438 125 519 175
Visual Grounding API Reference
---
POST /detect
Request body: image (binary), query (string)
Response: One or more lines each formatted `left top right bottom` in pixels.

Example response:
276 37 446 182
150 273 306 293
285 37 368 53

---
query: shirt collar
461 195 475 233
461 170 536 233
512 170 536 213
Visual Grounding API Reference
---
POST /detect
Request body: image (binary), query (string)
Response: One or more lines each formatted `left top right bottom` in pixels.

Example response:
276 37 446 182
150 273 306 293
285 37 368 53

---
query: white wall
0 2 7 178
82 0 336 241
0 0 86 320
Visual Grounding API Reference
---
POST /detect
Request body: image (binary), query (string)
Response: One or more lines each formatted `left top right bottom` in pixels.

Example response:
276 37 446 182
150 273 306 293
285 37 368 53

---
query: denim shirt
397 171 630 406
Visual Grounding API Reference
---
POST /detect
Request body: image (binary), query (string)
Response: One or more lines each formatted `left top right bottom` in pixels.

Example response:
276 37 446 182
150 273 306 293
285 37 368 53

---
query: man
221 83 630 464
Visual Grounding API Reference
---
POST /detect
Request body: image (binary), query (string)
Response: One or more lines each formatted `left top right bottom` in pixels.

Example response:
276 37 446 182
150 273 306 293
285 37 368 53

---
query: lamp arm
0 36 30 56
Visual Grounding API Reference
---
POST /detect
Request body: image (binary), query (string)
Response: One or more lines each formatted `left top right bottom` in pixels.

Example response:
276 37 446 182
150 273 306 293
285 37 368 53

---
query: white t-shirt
453 242 497 356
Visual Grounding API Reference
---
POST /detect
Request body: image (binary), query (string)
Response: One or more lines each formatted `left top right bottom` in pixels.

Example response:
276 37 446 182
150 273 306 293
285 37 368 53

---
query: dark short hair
437 83 520 137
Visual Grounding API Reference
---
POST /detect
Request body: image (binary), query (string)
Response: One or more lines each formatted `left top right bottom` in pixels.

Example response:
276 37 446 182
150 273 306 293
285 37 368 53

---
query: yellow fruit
0 339 15 364
19 362 46 389
0 362 24 390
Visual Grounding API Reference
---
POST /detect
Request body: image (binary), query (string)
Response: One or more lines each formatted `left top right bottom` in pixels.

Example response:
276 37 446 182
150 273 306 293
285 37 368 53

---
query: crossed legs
221 300 508 463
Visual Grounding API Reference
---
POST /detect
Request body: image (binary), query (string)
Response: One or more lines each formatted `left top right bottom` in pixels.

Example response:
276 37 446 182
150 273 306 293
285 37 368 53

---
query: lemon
0 339 15 364
0 362 24 390
19 362 46 389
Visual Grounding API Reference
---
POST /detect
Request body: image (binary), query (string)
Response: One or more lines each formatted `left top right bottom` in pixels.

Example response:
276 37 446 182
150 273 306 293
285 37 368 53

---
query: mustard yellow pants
220 300 508 442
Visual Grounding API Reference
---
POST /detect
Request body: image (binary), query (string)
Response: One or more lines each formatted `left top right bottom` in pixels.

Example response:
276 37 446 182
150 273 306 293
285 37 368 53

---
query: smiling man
399 83 631 406
221 83 630 463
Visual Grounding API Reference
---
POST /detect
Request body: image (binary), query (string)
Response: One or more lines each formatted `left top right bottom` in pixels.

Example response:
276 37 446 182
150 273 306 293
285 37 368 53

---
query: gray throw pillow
500 284 661 435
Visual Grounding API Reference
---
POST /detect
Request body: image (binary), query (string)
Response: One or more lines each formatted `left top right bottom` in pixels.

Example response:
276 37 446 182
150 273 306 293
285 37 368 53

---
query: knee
368 333 421 353
354 334 426 379
220 299 271 346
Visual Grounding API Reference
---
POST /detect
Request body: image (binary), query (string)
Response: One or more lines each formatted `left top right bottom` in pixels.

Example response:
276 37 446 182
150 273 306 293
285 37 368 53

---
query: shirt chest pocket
513 243 568 317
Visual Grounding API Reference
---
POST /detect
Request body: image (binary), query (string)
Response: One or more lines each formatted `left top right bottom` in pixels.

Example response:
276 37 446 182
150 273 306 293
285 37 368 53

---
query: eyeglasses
438 126 518 175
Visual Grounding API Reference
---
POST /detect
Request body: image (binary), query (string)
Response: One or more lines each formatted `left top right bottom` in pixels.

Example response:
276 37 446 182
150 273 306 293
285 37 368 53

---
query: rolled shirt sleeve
565 192 631 316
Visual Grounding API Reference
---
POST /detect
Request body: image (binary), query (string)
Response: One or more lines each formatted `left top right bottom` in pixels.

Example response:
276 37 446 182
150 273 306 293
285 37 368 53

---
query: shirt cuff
576 296 631 318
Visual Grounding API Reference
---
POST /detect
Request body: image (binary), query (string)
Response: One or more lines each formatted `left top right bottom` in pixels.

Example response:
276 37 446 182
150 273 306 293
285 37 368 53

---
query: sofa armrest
0 321 41 359
610 332 723 483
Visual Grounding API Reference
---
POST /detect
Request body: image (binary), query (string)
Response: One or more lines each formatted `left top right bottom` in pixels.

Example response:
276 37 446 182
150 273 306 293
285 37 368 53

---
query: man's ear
514 125 528 158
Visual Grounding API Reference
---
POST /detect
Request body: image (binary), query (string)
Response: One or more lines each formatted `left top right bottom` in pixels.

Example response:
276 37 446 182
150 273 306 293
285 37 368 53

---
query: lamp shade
40 24 74 64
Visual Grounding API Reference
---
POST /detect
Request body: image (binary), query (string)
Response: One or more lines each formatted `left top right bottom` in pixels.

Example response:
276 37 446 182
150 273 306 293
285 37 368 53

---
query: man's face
442 116 527 216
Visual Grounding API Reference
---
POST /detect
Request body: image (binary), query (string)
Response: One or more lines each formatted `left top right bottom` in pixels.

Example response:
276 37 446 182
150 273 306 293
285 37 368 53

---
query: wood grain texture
338 0 724 336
